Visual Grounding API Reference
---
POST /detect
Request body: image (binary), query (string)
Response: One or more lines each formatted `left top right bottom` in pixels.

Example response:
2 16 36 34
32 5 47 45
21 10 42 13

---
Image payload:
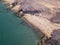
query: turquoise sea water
0 2 39 45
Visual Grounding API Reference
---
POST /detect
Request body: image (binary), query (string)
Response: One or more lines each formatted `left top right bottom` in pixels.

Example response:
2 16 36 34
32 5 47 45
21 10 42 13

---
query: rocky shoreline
2 0 60 45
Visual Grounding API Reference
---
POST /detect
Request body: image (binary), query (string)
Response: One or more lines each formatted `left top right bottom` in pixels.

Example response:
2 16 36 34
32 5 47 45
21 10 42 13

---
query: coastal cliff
2 0 60 45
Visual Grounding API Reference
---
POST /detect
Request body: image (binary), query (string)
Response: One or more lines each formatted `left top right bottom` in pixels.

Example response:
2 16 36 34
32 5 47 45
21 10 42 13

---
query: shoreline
2 0 60 45
4 0 60 38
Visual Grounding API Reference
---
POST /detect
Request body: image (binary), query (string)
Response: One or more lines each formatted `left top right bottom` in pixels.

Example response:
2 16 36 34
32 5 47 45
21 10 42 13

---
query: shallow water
0 2 39 45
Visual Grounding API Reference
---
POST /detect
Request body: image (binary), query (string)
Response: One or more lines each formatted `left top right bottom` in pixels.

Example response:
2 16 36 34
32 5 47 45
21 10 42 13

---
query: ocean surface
0 2 39 45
